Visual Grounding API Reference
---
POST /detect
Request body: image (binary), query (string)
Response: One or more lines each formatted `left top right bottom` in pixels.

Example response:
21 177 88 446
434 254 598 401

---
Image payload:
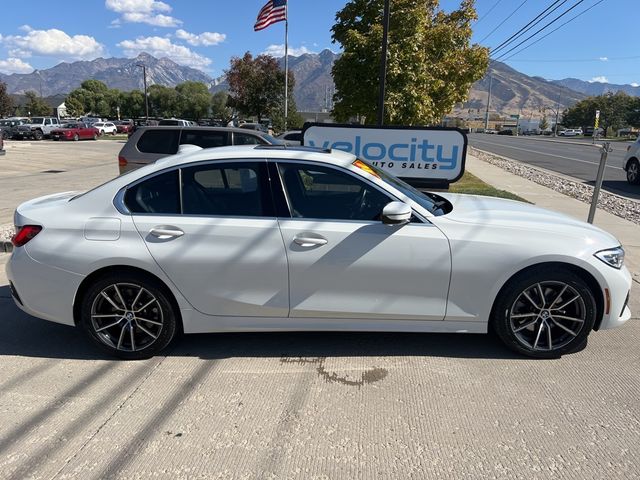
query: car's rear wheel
79 273 179 359
627 159 640 185
33 130 43 141
93 133 98 140
492 268 596 358
73 133 79 141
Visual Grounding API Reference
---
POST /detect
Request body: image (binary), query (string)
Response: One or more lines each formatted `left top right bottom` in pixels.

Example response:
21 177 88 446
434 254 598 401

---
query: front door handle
150 226 184 239
293 235 328 247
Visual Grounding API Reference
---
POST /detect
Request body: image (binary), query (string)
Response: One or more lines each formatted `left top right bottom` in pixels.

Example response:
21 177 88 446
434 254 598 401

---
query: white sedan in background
6 146 631 359
93 122 117 135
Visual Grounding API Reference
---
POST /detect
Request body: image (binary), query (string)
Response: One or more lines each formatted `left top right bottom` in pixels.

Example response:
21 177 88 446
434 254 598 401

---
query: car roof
153 145 356 170
135 125 269 135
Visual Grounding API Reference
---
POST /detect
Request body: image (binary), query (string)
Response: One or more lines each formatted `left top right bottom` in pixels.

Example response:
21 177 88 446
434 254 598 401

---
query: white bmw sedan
6 146 632 359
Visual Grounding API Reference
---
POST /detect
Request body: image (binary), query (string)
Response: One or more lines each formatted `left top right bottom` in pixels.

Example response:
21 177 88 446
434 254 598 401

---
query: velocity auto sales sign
302 123 467 187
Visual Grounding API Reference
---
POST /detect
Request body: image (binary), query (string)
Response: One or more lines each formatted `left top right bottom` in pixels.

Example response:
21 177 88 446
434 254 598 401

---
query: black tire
79 272 179 359
491 267 596 358
33 130 44 141
627 159 640 185
73 133 79 141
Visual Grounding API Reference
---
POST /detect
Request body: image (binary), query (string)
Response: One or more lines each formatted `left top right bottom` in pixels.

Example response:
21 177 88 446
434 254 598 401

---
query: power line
475 0 503 26
493 0 587 61
500 0 607 61
478 0 529 44
507 54 640 63
491 0 567 55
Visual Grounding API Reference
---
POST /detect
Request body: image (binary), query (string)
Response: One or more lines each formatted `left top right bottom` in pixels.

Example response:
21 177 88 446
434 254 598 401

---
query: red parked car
115 121 133 134
50 122 99 141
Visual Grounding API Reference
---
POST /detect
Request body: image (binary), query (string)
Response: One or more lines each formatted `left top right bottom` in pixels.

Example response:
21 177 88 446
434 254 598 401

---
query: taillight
118 156 128 168
11 225 42 247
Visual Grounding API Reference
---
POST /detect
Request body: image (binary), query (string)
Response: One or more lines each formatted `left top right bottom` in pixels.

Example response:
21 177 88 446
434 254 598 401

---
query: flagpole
284 1 289 131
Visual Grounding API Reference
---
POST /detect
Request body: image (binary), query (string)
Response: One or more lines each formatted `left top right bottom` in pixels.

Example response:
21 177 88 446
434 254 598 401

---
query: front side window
124 170 180 214
181 162 272 216
278 163 391 221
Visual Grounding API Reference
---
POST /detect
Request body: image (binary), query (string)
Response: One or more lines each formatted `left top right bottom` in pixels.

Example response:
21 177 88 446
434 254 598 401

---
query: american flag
254 0 287 31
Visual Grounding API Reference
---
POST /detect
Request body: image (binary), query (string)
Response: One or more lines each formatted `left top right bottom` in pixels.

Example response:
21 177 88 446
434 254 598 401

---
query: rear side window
180 129 229 148
137 129 180 154
181 162 272 216
234 132 266 145
124 170 180 214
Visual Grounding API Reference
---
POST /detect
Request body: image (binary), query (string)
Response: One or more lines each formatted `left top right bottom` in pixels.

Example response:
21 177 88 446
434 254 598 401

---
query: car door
126 160 289 317
274 161 451 320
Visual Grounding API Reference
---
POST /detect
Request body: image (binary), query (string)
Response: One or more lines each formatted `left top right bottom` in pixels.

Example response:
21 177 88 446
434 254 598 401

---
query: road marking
472 139 624 171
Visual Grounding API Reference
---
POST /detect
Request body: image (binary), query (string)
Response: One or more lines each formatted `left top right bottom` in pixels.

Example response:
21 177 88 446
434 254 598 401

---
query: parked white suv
94 122 117 135
623 137 640 185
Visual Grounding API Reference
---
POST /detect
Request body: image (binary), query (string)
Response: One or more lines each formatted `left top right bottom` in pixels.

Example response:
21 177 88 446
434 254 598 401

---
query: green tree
0 82 14 117
24 91 51 116
564 92 632 135
149 84 179 118
226 52 289 122
627 96 640 128
210 91 233 123
64 96 84 117
331 0 488 125
120 90 146 118
539 116 549 131
175 81 211 120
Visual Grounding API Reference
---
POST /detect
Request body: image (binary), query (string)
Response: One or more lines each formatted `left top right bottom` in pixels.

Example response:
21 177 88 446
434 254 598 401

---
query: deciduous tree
0 82 14 117
331 0 488 125
24 91 51 116
176 81 211 120
210 91 233 123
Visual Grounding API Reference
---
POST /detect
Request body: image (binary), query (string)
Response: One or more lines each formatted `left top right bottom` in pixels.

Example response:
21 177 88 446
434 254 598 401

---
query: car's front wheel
79 273 179 359
492 267 596 358
627 159 640 185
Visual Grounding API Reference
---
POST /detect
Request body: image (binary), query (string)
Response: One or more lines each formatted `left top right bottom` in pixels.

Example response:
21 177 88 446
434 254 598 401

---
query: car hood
437 193 619 244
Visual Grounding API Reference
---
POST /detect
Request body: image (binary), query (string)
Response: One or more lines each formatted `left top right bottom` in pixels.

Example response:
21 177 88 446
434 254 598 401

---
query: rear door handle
150 226 184 239
293 235 328 247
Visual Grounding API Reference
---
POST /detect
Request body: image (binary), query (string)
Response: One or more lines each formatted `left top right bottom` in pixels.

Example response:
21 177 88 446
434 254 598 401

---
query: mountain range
1 51 637 115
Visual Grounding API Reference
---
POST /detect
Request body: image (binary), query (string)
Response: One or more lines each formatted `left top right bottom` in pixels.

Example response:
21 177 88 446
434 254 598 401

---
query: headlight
594 246 625 269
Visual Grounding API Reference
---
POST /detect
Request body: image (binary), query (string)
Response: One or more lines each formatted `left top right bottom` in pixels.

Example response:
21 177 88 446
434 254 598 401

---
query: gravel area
471 147 640 226
0 223 13 243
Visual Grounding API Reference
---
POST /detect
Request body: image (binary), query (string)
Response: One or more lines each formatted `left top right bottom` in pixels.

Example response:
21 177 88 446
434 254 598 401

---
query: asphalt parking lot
0 140 638 479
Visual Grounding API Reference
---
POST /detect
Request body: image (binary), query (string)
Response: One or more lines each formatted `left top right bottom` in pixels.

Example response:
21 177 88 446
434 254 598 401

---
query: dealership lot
0 141 638 479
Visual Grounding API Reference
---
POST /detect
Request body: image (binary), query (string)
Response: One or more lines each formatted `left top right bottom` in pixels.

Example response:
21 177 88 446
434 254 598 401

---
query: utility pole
377 0 391 126
553 98 560 137
484 75 493 131
136 64 149 123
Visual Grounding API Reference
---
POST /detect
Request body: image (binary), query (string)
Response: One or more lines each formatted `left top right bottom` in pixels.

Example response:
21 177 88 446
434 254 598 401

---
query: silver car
118 126 282 174
6 145 631 359
623 136 640 185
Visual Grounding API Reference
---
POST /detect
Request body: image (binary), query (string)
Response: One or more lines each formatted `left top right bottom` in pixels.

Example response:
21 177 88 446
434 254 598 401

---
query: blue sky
0 0 637 86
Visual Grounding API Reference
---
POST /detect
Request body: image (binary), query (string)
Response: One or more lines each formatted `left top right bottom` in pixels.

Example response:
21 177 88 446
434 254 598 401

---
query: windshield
362 161 451 216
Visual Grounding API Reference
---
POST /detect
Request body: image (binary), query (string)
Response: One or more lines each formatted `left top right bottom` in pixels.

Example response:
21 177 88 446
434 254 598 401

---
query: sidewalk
465 154 640 278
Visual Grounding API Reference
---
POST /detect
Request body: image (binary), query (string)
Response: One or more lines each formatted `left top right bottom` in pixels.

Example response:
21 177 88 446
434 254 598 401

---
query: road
0 140 638 479
468 134 639 201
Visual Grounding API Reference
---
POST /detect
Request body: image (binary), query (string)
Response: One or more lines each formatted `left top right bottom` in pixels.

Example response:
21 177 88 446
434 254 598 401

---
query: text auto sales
306 136 460 170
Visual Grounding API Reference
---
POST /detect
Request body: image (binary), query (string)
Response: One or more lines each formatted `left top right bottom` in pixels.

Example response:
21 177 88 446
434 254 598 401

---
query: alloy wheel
509 281 587 352
90 283 164 352
628 160 639 184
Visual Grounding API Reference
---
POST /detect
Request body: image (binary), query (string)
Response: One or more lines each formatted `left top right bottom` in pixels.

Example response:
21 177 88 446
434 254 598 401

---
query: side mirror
381 201 411 226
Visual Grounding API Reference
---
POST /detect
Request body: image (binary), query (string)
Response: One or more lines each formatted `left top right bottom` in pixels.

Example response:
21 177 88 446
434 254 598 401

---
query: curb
513 136 632 152
1 241 12 253
469 146 640 206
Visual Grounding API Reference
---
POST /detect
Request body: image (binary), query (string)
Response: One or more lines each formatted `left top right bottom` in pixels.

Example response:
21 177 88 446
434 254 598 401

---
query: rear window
137 129 180 155
180 129 229 148
124 170 180 214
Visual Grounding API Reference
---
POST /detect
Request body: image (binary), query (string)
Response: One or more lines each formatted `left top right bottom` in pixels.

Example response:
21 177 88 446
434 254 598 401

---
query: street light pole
377 0 391 126
484 75 493 131
136 64 149 123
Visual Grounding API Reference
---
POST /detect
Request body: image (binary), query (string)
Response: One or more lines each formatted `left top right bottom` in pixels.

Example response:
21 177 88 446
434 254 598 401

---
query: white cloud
589 76 609 83
631 82 639 87
598 56 608 61
175 29 225 46
1 28 105 60
105 0 181 27
262 44 314 57
118 36 211 69
0 57 33 74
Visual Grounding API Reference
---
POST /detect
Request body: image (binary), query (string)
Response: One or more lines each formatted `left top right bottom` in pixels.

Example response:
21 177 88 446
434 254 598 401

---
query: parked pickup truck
13 117 61 140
